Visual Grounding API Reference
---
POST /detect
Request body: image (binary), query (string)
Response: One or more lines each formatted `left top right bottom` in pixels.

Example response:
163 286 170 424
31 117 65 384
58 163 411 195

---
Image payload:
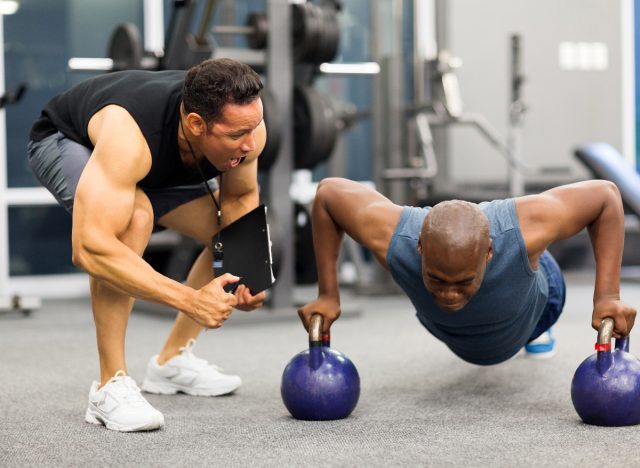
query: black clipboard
217 204 276 294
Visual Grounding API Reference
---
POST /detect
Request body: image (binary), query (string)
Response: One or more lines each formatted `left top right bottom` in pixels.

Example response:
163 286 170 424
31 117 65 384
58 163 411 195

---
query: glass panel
5 0 144 276
314 0 375 182
9 205 77 276
5 0 144 188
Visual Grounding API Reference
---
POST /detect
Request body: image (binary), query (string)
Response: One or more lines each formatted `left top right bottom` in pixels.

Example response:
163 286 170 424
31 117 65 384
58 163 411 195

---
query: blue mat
575 142 640 215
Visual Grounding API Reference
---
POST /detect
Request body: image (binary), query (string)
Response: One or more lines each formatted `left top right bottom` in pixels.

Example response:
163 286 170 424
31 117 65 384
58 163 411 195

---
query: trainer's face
203 98 263 172
418 241 492 312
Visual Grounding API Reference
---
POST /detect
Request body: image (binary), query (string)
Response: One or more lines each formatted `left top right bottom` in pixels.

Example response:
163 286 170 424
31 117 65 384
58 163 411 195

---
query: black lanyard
179 117 224 271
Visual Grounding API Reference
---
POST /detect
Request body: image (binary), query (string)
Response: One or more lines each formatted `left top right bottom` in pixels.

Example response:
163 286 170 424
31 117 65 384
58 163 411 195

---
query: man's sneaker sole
84 407 164 432
525 349 556 360
141 378 240 397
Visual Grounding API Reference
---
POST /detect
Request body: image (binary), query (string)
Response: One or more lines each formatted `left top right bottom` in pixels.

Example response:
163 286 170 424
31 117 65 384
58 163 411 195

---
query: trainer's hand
190 273 239 329
592 297 637 338
297 295 341 334
234 284 266 311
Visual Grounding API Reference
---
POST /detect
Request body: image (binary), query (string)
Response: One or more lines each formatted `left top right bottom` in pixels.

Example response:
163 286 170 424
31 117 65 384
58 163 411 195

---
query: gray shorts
27 131 213 231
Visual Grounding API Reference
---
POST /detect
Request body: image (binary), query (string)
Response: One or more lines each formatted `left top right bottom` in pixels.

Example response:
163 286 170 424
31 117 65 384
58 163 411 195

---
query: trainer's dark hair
182 58 263 125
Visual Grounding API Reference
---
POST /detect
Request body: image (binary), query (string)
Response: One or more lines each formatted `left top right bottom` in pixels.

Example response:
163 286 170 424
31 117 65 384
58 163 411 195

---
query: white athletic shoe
85 370 164 432
141 339 242 396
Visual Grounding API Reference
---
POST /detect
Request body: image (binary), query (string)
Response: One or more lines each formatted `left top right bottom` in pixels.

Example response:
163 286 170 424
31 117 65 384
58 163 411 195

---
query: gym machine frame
0 83 41 315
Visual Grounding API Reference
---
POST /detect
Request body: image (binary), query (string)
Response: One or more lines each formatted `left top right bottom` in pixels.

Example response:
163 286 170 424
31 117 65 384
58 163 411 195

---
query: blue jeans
527 251 566 342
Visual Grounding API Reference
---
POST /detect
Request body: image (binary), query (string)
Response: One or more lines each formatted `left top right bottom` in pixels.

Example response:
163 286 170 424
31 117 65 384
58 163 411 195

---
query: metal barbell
209 3 340 64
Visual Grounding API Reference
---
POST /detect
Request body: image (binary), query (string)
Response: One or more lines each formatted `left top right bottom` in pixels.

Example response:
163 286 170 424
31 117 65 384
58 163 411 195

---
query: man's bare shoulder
88 105 145 147
86 104 151 182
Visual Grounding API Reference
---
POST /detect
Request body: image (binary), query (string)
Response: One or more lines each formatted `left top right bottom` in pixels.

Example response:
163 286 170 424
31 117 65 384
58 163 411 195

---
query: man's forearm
75 236 197 312
588 188 625 303
312 191 342 299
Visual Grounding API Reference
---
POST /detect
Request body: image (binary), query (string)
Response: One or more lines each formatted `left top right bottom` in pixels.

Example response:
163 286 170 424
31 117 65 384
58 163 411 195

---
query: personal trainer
298 178 637 365
28 58 267 432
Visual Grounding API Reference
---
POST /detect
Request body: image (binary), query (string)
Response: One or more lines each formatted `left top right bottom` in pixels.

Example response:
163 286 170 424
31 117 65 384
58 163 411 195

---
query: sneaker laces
179 339 223 372
107 370 148 407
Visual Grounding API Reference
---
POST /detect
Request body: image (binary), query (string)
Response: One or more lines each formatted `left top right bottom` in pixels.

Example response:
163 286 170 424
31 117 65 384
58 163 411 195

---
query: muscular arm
72 106 235 325
517 180 636 336
298 178 402 331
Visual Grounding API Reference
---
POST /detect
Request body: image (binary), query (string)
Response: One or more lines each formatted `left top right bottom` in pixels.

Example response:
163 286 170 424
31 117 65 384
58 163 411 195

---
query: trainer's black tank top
29 70 219 188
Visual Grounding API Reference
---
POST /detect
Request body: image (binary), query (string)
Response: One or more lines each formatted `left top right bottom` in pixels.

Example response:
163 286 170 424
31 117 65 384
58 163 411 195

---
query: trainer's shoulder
88 105 149 156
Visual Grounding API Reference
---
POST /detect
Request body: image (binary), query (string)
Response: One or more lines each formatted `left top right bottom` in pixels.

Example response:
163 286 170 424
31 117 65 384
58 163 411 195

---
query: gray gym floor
2 271 640 467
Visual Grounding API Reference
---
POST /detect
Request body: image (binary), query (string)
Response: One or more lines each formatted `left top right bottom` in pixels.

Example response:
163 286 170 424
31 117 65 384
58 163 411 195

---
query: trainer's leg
155 246 214 364
91 188 154 386
153 195 221 364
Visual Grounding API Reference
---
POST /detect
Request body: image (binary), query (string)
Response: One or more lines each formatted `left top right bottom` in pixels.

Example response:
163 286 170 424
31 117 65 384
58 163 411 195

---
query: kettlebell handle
596 318 615 348
309 314 331 347
596 317 631 353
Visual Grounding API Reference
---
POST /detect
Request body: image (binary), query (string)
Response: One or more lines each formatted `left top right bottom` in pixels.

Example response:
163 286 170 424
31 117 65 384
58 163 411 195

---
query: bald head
419 200 492 311
421 200 491 262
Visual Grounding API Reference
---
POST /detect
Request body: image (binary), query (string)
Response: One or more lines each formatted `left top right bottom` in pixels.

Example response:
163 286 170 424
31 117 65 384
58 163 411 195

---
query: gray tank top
386 198 548 365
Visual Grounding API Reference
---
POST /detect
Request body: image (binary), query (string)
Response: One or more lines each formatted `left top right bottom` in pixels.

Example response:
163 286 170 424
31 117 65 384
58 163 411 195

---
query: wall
2 0 144 293
443 0 634 188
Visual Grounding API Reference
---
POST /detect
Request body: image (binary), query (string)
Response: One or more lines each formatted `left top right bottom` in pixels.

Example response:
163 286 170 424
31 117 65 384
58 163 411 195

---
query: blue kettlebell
281 314 360 420
571 317 640 426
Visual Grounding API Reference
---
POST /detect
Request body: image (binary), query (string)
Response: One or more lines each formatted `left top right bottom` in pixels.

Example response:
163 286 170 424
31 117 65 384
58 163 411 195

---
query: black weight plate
313 7 329 64
315 91 338 163
294 85 338 169
258 88 282 172
294 202 317 284
319 7 340 63
305 3 326 64
246 12 268 50
293 85 315 169
107 22 144 70
292 3 322 63
291 4 310 62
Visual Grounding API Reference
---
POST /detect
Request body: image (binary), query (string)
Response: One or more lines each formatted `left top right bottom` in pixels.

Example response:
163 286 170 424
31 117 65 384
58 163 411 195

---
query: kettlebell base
578 417 640 427
287 413 354 421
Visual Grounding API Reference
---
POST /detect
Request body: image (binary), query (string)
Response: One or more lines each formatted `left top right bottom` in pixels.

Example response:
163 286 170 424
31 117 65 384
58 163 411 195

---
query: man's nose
439 286 461 300
241 132 256 152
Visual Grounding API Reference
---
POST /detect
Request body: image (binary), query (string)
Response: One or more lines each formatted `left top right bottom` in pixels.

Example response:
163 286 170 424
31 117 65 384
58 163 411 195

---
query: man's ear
417 236 423 255
486 239 493 262
185 112 206 136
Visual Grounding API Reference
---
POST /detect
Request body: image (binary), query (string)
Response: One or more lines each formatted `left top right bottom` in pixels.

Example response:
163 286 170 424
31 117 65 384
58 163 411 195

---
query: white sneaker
85 370 164 432
141 339 242 396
